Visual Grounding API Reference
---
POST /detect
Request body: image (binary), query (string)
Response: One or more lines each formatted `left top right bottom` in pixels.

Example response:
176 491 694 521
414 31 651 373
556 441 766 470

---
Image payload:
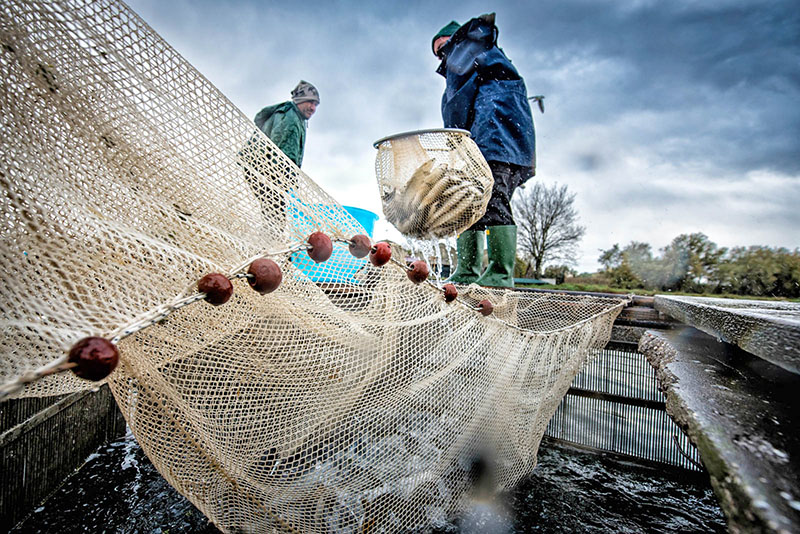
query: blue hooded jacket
437 15 536 170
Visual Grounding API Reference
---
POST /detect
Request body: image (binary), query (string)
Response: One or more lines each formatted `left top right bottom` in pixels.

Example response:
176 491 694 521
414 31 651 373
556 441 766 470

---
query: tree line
510 181 798 298
598 233 800 298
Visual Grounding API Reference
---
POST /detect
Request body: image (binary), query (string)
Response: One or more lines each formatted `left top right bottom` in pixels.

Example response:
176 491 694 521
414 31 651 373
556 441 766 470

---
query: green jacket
254 101 307 167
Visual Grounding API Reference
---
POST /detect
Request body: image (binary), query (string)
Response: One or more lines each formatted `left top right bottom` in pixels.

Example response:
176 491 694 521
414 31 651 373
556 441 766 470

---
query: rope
0 236 534 402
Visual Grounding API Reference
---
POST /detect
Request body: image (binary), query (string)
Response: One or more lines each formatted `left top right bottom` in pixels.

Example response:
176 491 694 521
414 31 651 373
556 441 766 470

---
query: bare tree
513 182 586 278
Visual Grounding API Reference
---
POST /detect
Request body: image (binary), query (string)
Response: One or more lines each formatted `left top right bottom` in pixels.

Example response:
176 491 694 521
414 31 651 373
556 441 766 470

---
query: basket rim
372 128 471 148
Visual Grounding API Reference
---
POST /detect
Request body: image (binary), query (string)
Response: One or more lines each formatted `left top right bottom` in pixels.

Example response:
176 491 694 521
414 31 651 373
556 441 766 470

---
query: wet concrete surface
11 432 724 533
640 325 800 534
655 295 800 374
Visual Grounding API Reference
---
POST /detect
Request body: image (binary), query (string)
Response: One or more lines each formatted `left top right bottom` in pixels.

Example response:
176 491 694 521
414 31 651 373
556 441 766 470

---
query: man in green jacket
254 80 319 167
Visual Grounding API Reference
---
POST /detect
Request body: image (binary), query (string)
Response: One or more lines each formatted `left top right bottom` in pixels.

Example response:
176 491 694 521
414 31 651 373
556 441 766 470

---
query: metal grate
0 386 127 528
545 342 703 470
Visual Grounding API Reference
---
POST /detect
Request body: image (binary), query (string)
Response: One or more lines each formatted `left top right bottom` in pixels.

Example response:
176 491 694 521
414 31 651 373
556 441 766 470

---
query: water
11 430 218 534
500 443 726 533
11 433 725 533
403 234 458 285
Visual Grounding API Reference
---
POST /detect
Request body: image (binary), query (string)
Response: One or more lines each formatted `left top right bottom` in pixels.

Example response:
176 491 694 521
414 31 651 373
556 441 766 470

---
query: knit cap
291 80 320 104
431 21 461 54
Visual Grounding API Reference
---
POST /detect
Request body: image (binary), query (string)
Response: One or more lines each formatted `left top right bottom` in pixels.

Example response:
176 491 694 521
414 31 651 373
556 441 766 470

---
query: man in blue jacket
433 14 536 288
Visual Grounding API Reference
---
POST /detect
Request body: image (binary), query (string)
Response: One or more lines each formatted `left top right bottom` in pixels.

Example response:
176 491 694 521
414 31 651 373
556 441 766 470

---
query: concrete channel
3 291 797 532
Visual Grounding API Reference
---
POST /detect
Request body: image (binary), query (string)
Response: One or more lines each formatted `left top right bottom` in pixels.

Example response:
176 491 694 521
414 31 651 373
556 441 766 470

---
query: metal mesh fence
546 343 702 470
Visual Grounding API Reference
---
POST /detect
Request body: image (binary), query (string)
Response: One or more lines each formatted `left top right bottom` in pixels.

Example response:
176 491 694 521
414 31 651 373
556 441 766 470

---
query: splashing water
403 235 457 286
11 434 726 534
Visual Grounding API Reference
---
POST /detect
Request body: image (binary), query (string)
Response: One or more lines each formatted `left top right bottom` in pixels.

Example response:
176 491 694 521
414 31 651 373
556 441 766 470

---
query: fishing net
374 129 493 239
0 1 627 532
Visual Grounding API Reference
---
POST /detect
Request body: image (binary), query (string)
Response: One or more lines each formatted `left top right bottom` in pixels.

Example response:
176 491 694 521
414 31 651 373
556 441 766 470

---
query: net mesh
375 130 493 239
0 1 627 532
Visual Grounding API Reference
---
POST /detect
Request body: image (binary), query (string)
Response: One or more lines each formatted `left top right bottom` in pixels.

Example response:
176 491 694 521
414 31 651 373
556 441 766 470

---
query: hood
436 13 497 77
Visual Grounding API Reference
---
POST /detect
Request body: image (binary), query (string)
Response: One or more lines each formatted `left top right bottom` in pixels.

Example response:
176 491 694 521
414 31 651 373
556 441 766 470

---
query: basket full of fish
373 129 493 239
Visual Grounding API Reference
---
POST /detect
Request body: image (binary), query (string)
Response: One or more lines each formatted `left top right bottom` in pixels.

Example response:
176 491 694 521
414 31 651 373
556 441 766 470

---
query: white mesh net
375 130 493 239
0 1 627 532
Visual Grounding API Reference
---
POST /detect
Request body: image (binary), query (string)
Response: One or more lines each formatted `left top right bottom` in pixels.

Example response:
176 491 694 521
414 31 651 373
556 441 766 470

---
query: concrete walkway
654 295 800 374
639 320 799 534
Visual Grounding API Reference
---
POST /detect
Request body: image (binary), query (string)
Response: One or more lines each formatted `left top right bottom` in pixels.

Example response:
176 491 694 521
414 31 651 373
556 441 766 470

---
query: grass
515 282 800 302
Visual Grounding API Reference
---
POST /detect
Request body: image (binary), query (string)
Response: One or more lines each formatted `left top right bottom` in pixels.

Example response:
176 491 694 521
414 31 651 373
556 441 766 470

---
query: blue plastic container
342 205 378 237
290 205 379 283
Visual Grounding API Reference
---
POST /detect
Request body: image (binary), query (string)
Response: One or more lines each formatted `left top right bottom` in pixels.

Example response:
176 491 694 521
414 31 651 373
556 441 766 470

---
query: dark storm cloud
500 0 800 175
607 181 700 209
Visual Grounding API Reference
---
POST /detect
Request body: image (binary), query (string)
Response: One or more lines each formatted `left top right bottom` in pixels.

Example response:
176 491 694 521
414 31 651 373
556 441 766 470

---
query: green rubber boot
475 225 517 288
448 230 485 284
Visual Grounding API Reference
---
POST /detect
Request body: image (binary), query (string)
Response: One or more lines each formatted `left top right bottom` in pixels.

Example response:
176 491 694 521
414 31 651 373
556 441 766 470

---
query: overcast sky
126 0 799 273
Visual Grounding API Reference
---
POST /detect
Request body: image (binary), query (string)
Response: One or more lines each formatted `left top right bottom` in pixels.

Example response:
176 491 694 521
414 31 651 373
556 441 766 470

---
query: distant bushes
598 233 800 298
